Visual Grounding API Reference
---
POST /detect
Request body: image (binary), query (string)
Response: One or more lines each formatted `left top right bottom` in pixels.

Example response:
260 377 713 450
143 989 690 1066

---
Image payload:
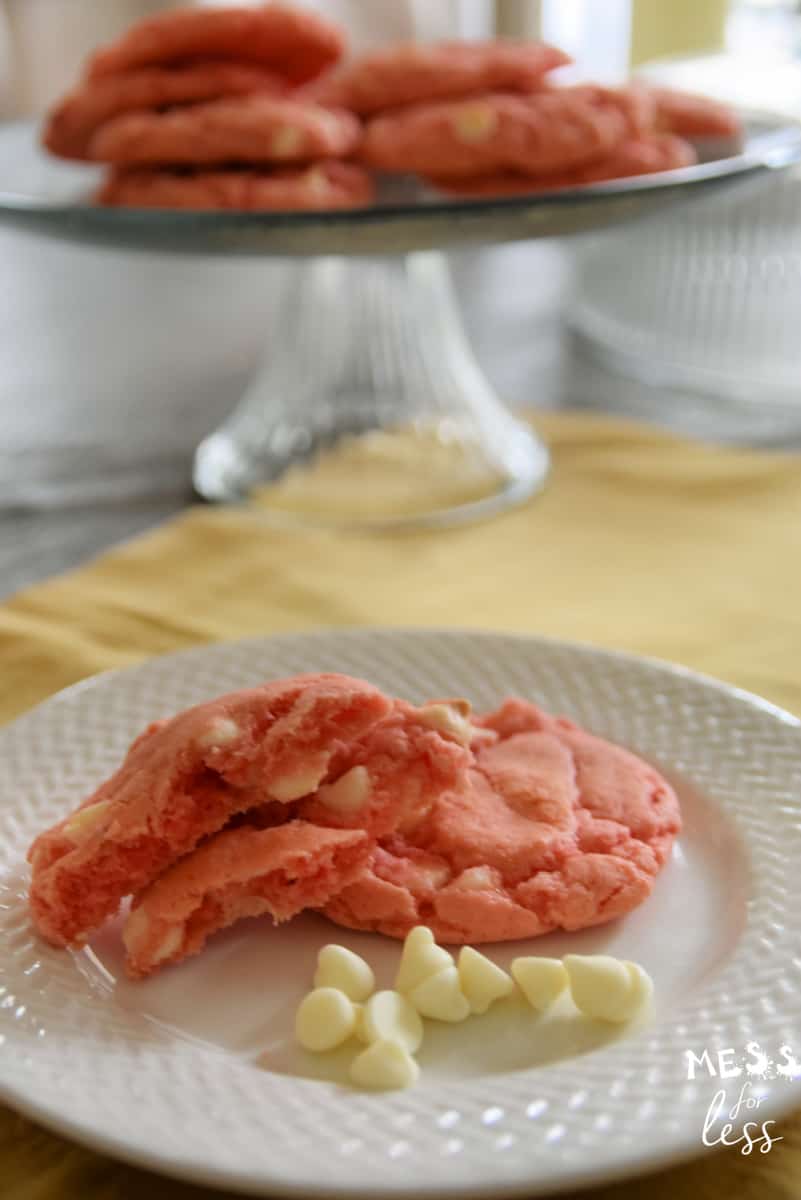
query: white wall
0 0 175 115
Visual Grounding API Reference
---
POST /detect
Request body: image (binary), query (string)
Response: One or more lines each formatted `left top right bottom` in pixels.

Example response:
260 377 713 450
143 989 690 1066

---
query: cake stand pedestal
1 114 798 528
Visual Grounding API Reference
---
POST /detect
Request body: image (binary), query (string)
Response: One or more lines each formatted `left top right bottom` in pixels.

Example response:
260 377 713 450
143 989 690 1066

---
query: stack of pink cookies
27 673 681 980
44 4 375 211
314 42 741 195
42 3 743 211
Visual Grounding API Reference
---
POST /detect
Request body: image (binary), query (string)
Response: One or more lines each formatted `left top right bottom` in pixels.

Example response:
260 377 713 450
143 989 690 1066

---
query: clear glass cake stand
1 115 799 529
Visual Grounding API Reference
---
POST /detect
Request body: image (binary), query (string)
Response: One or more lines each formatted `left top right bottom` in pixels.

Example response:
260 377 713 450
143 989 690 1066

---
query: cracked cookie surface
27 673 390 947
324 699 681 943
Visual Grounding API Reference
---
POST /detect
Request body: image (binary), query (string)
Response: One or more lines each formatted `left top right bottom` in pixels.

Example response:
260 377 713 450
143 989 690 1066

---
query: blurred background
3 0 795 116
2 0 801 590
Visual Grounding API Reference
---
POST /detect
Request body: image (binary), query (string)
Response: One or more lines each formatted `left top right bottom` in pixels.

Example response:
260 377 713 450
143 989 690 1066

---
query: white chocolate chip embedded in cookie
196 716 240 749
149 925 183 967
417 700 474 747
295 987 357 1051
269 756 330 802
457 946 514 1015
271 124 304 158
313 944 375 1002
350 1039 420 1091
123 905 150 954
469 724 499 747
454 103 499 143
124 907 183 968
317 766 370 815
63 799 112 840
450 865 500 892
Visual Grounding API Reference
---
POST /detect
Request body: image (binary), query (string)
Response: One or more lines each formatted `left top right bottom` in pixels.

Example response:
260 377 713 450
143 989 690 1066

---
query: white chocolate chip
564 955 652 1023
271 125 304 157
350 1039 420 1091
123 905 149 954
416 862 452 890
295 987 357 1052
64 799 111 840
410 966 470 1023
197 717 240 749
450 866 498 892
511 957 568 1012
434 698 472 718
269 757 329 802
123 908 182 966
362 990 423 1054
417 702 474 747
457 946 514 1014
305 167 329 198
394 926 454 994
624 961 654 1011
353 1003 368 1043
149 925 183 967
454 104 498 143
321 111 345 138
316 766 370 815
313 944 375 1002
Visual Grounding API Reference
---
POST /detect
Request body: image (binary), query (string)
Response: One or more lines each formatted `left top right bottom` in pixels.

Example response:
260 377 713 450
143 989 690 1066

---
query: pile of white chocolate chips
293 926 653 1090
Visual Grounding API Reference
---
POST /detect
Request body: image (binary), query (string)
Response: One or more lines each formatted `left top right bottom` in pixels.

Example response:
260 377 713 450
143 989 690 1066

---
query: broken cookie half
27 675 472 974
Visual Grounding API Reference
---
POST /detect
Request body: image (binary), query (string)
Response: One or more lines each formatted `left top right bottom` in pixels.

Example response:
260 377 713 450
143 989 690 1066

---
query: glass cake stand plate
1 115 798 528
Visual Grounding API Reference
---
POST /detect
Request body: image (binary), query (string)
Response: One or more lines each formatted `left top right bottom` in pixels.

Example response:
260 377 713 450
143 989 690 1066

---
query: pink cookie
88 4 346 87
562 83 658 138
89 95 361 166
124 819 368 978
28 674 390 947
124 699 472 976
650 86 743 139
360 90 627 179
97 162 375 211
426 133 697 197
308 40 569 115
43 62 285 161
324 700 681 943
540 132 698 185
298 700 473 839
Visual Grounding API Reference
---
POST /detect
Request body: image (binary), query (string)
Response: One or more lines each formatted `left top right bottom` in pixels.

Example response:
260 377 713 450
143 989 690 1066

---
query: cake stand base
193 252 549 529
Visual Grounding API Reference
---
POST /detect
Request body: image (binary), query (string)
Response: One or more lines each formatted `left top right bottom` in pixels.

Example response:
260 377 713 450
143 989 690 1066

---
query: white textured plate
2 630 801 1198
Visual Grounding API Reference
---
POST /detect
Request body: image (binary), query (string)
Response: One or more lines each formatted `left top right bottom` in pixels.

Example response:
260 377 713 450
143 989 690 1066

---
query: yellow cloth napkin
2 412 801 1199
